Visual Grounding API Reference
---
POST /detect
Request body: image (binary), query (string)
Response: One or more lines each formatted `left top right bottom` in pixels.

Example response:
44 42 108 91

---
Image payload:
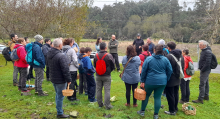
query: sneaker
192 99 203 104
106 105 113 110
133 104 138 107
204 96 209 101
164 111 176 115
154 115 159 119
125 103 130 106
38 90 48 96
13 83 18 86
90 99 97 103
137 110 145 116
179 100 185 104
57 114 69 118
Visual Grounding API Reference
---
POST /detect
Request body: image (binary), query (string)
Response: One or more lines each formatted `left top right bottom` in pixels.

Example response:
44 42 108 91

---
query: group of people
7 33 213 118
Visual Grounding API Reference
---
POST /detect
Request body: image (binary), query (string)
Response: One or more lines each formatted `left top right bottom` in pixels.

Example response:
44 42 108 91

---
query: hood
78 53 85 59
47 47 62 60
34 42 43 47
142 51 151 56
14 43 23 49
184 55 192 62
170 49 182 59
126 56 139 63
62 45 72 52
152 54 163 59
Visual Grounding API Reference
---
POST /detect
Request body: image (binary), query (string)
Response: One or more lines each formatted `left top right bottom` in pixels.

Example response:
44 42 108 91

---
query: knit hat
158 39 165 45
34 35 43 42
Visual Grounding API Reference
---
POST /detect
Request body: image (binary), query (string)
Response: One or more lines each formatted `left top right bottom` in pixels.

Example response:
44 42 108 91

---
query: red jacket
139 51 151 67
183 55 193 78
14 44 29 68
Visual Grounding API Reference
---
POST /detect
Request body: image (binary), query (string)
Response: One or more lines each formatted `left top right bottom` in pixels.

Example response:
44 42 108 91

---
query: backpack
142 51 150 60
78 57 85 74
186 61 195 76
162 48 169 56
170 54 184 79
63 48 72 65
2 42 13 65
25 43 40 66
211 53 218 69
95 53 108 75
10 46 22 61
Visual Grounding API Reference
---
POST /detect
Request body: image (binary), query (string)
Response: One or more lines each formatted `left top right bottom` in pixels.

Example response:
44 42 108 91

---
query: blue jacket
95 44 100 52
32 42 45 68
122 56 141 84
72 42 80 56
81 56 95 74
148 42 155 55
141 54 173 85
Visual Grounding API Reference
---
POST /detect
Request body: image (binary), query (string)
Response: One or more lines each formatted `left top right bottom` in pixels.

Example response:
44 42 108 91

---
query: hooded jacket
141 54 173 85
166 49 184 87
139 51 151 67
183 55 193 78
72 42 80 55
14 44 29 68
47 47 71 84
32 42 45 68
133 38 144 53
108 39 119 54
62 45 79 71
42 43 51 58
122 56 141 84
81 54 95 74
94 51 115 76
199 46 212 72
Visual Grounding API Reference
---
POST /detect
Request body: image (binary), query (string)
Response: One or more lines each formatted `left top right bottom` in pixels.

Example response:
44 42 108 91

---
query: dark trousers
28 65 34 79
18 67 28 91
199 70 211 100
165 85 179 113
79 73 87 94
111 53 120 71
46 66 49 79
67 71 77 100
136 50 142 56
125 82 138 104
86 73 96 101
180 79 190 102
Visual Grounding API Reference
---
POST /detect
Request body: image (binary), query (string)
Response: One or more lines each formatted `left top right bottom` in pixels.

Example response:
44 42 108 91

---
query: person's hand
115 44 117 45
139 46 141 48
140 83 145 88
68 82 71 85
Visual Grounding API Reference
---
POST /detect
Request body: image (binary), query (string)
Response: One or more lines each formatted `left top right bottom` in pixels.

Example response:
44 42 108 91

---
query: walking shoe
164 111 176 115
125 103 130 106
57 114 69 118
38 90 48 96
179 100 185 104
192 99 203 104
106 105 113 110
137 110 145 116
13 83 18 86
204 96 209 101
154 115 159 119
133 104 138 107
90 99 97 103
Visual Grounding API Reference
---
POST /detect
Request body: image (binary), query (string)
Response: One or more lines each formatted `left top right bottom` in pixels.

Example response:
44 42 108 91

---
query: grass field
0 55 220 119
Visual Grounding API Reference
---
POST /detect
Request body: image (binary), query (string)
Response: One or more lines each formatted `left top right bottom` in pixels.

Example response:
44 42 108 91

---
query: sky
92 0 195 9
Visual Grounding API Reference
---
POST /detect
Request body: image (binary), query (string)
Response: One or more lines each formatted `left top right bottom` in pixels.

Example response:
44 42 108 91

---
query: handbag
119 57 133 78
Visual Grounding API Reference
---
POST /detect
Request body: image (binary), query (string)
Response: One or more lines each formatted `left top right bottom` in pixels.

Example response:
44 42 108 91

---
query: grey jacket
108 39 119 54
62 45 79 71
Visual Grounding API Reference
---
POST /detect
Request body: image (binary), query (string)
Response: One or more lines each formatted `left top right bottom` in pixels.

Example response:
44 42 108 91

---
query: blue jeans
53 83 67 115
86 73 96 101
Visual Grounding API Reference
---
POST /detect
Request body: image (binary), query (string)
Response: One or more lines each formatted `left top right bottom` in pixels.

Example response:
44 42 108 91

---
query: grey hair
53 38 62 48
147 37 152 41
199 40 209 46
112 35 115 37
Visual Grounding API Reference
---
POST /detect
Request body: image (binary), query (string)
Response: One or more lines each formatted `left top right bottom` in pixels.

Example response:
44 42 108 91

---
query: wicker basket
182 103 196 115
62 84 74 96
27 80 35 90
134 87 146 100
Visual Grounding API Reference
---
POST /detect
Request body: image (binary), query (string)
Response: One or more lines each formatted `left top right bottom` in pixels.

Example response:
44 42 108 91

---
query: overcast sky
92 0 195 9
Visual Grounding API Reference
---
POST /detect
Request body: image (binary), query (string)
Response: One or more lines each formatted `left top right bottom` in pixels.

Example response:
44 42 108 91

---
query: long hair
96 37 102 45
126 45 137 57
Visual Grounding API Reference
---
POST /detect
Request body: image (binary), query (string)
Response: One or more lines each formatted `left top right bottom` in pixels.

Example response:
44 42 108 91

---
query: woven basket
182 103 196 115
134 87 146 100
27 80 35 90
62 84 74 96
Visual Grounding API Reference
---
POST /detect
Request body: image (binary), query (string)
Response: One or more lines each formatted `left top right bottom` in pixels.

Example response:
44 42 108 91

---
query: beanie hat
158 39 165 45
137 33 141 37
34 35 43 42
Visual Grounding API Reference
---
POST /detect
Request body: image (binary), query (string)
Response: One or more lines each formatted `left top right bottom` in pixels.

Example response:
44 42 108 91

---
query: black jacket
199 46 212 72
166 49 184 87
133 39 144 53
47 47 71 84
94 51 115 76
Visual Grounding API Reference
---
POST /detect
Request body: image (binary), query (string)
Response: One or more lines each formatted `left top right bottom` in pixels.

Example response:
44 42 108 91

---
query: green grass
0 55 220 119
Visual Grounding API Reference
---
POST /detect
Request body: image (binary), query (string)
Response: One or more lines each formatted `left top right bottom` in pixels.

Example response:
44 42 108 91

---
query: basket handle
67 83 70 90
29 80 31 88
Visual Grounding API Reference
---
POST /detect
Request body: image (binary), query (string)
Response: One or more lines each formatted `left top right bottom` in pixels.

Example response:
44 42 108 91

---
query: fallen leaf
2 95 6 97
70 111 78 117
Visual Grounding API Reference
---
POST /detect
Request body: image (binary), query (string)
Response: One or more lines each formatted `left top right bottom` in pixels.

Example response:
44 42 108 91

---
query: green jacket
108 39 119 53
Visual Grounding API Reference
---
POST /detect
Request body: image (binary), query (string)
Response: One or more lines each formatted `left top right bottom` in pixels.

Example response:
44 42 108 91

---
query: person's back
32 41 45 68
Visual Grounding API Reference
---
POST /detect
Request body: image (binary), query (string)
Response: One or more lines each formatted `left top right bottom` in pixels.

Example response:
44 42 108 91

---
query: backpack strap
96 53 108 60
101 53 108 60
96 53 100 60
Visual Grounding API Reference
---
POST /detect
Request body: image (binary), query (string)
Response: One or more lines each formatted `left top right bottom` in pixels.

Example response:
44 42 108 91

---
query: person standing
133 33 144 56
25 37 35 80
95 37 102 53
179 49 193 104
42 38 51 81
94 42 115 110
47 38 71 118
146 37 155 55
108 35 120 72
139 44 151 73
164 42 184 115
122 45 141 107
192 40 212 104
72 41 80 56
62 38 79 101
137 45 173 119
158 39 169 56
8 34 19 86
32 35 47 96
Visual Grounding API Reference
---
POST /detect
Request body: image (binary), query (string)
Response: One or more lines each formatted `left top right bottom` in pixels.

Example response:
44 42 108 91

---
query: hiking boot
192 99 203 104
38 90 48 96
154 115 159 119
57 114 69 118
13 83 18 86
204 96 209 101
137 110 145 116
179 100 185 104
164 111 176 115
